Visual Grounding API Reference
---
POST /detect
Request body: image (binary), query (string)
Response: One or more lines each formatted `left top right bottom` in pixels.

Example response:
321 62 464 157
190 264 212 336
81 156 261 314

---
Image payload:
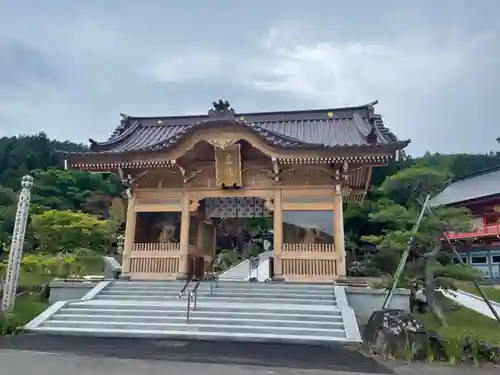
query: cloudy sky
0 0 499 156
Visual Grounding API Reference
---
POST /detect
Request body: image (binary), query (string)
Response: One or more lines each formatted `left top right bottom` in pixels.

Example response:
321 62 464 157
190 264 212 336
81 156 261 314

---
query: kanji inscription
215 143 242 188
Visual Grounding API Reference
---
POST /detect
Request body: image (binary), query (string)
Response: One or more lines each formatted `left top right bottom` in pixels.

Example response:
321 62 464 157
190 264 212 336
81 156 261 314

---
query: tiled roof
69 100 410 155
430 166 500 206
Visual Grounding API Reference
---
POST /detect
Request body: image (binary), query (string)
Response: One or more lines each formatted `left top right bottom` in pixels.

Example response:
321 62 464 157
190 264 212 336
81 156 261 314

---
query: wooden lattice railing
132 242 180 252
282 243 335 252
282 243 338 280
129 242 181 279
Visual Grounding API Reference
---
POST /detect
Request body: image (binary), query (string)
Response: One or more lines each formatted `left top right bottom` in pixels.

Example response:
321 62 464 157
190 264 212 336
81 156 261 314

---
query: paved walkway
442 289 500 319
0 335 390 373
0 349 497 375
0 335 498 375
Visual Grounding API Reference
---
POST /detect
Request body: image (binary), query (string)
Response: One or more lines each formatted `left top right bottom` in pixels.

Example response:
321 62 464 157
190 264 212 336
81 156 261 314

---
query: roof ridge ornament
208 99 235 119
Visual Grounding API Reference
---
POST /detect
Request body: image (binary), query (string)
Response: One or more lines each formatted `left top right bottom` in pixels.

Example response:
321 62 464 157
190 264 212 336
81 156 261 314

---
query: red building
431 166 500 280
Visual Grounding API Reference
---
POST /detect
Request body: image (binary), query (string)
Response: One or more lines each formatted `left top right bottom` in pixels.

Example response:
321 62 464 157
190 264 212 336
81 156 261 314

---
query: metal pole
256 255 260 282
425 206 500 323
382 195 431 309
2 176 33 312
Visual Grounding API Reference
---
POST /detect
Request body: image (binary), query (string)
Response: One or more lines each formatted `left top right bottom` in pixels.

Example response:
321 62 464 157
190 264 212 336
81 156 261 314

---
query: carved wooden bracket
207 138 238 149
329 161 350 188
271 157 281 182
118 167 148 199
259 157 282 183
172 161 202 184
341 186 352 196
264 198 274 211
189 199 200 212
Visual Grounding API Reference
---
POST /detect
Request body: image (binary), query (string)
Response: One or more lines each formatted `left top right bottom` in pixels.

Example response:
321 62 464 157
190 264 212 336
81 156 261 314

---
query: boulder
363 309 447 361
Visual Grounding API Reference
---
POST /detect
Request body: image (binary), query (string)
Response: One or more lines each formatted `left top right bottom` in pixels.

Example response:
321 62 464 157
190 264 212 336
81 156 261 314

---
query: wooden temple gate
60 99 409 282
122 170 352 281
123 188 345 281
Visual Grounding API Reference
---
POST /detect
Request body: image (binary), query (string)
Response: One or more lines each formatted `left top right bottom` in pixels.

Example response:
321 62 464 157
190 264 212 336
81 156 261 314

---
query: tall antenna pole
2 175 34 312
382 195 430 309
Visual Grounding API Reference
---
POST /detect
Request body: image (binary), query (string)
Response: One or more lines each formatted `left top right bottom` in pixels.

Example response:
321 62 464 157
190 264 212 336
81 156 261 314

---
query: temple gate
59 99 409 282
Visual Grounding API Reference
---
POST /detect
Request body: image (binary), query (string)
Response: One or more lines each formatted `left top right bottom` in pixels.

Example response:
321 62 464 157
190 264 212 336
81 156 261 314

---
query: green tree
379 165 449 205
30 169 122 213
363 166 479 326
31 210 112 254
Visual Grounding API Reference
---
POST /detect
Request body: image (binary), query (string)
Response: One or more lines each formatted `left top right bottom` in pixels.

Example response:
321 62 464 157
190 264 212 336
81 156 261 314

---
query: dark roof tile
431 165 500 206
75 100 410 155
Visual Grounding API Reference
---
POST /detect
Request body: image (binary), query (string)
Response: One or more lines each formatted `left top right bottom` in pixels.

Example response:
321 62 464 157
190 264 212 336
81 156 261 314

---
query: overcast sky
0 0 499 156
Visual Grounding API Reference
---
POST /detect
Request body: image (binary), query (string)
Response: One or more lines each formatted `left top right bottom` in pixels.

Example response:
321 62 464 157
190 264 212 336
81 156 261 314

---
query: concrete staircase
25 280 361 344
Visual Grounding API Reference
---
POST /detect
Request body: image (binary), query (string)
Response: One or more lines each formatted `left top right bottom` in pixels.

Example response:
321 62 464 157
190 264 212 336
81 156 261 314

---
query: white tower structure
2 175 34 312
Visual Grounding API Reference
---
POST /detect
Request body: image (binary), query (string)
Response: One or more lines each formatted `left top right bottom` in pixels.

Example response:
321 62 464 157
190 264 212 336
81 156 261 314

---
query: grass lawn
18 255 105 290
0 255 106 334
0 293 49 334
458 283 500 304
11 294 48 324
416 294 500 346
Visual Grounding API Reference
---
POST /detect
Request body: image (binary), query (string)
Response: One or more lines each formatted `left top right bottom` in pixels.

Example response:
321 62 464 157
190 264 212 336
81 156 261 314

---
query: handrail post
248 258 252 280
179 274 195 299
186 292 191 322
193 290 198 310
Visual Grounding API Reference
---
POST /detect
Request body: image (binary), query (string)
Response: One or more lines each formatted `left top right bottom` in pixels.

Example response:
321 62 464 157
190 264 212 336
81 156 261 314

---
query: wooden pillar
273 189 284 279
121 195 137 276
197 218 205 254
178 192 191 278
334 186 346 277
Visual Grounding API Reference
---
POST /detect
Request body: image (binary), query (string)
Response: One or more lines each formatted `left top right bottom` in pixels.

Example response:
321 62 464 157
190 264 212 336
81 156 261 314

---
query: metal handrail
178 275 195 299
186 278 201 322
192 279 202 308
185 258 217 322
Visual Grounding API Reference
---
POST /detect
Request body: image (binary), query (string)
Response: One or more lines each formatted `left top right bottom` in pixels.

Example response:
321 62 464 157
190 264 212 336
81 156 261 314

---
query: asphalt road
0 334 390 373
0 350 374 375
0 335 496 375
0 349 497 375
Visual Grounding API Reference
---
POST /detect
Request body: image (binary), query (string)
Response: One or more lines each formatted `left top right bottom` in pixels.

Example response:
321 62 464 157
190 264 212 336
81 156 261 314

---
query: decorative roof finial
208 99 235 118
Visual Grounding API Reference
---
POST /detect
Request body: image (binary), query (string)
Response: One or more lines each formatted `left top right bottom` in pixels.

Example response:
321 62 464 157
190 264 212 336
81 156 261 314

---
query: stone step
24 281 361 345
107 285 335 295
106 287 187 292
113 281 186 285
100 290 182 296
94 294 338 305
104 285 186 293
42 320 346 338
101 289 336 301
204 292 335 301
30 326 353 344
66 303 343 316
53 314 345 329
213 280 333 290
112 281 334 290
208 286 334 293
60 307 343 320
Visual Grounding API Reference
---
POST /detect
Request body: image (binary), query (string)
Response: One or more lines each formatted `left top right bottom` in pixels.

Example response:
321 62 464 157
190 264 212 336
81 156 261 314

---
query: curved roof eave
89 120 141 151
